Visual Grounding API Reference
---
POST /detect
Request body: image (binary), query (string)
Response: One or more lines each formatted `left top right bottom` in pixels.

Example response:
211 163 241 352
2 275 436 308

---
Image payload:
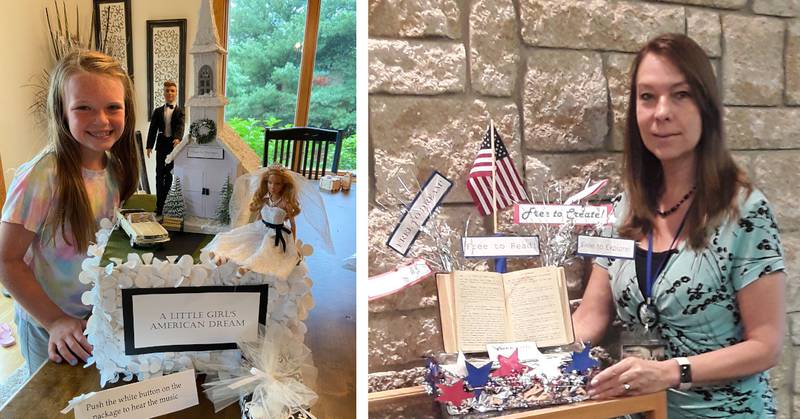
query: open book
436 266 574 353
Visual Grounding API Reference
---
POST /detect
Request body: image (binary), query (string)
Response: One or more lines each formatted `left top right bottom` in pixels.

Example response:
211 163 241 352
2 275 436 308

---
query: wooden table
368 385 668 419
1 361 242 418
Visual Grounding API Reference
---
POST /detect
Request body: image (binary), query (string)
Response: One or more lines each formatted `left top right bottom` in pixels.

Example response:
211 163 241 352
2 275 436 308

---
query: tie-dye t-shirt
2 153 119 323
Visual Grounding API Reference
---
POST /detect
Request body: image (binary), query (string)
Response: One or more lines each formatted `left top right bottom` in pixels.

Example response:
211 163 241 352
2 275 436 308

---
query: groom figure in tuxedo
146 80 185 216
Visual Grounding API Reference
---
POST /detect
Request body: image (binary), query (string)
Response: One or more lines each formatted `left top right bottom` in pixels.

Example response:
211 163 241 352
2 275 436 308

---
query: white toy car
115 209 170 247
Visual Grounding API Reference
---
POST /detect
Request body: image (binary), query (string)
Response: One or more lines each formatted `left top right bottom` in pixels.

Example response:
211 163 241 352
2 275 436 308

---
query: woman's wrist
660 359 682 389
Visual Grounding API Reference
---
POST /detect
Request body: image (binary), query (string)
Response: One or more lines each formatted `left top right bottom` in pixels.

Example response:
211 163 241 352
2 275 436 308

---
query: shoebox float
77 218 316 417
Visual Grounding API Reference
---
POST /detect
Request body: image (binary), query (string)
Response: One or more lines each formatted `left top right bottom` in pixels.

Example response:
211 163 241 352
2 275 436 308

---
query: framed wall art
146 19 187 119
93 0 133 79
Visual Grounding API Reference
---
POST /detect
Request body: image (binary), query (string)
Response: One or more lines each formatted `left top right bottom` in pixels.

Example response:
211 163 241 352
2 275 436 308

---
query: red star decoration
491 349 528 377
436 380 474 406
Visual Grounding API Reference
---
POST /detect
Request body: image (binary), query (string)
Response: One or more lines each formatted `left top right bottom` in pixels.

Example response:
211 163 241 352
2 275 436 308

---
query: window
225 0 356 171
199 65 213 95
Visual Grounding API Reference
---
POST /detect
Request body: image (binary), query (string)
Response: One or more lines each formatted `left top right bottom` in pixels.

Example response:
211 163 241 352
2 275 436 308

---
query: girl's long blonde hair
250 167 300 217
44 49 138 252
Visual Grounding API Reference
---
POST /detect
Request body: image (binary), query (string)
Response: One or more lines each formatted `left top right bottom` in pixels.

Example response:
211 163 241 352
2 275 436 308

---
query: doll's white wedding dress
204 203 299 280
202 166 334 281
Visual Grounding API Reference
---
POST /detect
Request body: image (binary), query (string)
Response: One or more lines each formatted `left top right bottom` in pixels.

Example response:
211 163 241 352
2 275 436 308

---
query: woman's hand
588 356 678 399
46 316 93 366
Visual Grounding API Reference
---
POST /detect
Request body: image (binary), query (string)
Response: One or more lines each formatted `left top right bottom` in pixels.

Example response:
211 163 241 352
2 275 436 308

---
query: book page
436 273 458 353
503 267 570 347
453 271 508 352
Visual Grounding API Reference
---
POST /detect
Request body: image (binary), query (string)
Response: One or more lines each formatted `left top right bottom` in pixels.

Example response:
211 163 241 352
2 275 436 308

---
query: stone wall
368 0 800 415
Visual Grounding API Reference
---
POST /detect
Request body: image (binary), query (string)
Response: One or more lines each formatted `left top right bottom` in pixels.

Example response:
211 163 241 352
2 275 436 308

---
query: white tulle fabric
203 322 318 419
203 205 299 280
227 167 334 253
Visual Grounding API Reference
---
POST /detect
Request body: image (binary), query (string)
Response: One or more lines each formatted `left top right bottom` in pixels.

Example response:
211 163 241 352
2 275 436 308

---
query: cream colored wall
131 0 201 190
0 0 66 182
0 0 202 191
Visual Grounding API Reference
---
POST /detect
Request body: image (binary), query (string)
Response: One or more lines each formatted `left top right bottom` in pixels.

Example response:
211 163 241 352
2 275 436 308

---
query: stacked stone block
369 0 800 414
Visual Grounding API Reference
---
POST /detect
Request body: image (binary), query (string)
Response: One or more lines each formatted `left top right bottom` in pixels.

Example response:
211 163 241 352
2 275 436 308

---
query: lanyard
644 215 688 300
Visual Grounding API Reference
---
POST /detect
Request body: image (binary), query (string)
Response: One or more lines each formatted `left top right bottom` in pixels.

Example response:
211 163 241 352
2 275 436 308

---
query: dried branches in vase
28 1 108 121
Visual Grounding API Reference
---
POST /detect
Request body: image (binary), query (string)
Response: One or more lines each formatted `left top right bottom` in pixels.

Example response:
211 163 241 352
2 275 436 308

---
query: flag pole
490 120 497 234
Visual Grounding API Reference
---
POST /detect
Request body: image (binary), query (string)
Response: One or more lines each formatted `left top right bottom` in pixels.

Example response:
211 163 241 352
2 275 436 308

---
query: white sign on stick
386 171 453 256
462 236 540 258
68 369 198 419
576 235 635 259
514 204 611 225
368 259 433 300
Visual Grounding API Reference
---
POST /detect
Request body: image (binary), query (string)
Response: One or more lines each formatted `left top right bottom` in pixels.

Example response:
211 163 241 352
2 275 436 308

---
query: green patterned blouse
597 189 785 418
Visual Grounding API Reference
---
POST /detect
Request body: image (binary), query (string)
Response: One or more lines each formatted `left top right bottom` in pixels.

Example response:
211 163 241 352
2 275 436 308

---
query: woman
573 33 785 417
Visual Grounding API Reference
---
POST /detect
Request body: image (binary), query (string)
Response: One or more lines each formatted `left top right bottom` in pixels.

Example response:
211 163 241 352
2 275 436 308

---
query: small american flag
466 126 528 215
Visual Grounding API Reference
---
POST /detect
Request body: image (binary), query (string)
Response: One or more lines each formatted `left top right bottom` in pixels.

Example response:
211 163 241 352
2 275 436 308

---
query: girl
0 50 138 375
204 164 301 280
574 34 784 417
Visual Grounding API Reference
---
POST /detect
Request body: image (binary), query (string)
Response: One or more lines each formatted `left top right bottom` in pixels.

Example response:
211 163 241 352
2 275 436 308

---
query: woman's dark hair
618 33 750 249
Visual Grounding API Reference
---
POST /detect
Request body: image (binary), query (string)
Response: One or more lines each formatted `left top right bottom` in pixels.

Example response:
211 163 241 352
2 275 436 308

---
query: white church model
167 0 260 233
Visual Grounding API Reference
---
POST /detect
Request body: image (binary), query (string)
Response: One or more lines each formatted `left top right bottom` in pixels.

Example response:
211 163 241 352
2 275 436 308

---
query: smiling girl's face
63 71 125 167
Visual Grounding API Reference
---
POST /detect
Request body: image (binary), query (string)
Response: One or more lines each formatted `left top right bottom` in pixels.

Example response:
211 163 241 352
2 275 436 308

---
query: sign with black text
66 369 198 419
122 285 268 354
576 235 635 259
386 171 453 256
514 204 611 225
462 236 540 258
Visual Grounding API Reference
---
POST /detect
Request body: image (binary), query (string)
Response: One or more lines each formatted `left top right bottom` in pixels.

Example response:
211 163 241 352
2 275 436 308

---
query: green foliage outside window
228 116 355 171
225 0 355 171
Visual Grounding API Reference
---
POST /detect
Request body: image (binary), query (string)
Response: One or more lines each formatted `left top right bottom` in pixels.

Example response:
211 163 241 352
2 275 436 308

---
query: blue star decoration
465 360 492 397
564 345 599 374
424 357 440 390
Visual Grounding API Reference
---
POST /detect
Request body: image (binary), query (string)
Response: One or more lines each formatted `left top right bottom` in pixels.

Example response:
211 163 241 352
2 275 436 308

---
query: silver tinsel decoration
374 168 470 272
526 180 606 267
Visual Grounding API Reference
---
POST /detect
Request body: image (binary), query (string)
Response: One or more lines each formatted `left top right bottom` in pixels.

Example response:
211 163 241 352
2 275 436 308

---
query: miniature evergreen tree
216 176 233 224
163 177 185 218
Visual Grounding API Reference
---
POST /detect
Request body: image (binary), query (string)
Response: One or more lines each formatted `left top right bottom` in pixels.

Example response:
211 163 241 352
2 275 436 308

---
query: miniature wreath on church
190 118 217 144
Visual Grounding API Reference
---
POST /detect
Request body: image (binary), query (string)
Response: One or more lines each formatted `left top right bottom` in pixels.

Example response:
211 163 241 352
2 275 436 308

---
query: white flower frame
81 219 315 387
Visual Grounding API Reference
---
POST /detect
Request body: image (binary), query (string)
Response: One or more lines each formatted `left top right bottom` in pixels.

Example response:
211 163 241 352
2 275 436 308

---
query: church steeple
186 0 228 134
192 0 224 52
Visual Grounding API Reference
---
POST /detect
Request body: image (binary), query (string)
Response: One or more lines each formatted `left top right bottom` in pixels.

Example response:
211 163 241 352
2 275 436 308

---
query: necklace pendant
637 300 659 330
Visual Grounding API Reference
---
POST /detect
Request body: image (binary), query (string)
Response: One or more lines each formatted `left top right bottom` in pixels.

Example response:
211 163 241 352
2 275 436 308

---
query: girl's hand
46 316 93 366
588 356 678 399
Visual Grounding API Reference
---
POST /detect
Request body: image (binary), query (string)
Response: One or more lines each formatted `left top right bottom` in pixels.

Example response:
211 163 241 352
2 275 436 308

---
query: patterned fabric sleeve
1 155 55 234
729 189 785 291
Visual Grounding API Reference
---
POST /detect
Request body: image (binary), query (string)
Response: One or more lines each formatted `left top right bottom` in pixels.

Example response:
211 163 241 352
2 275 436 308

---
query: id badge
619 328 668 361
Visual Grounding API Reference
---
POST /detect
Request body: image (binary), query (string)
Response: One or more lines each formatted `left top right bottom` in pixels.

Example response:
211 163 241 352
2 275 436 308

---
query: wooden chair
263 127 342 179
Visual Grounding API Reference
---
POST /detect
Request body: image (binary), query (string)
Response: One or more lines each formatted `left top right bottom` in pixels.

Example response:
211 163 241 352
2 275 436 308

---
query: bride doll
204 165 301 280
